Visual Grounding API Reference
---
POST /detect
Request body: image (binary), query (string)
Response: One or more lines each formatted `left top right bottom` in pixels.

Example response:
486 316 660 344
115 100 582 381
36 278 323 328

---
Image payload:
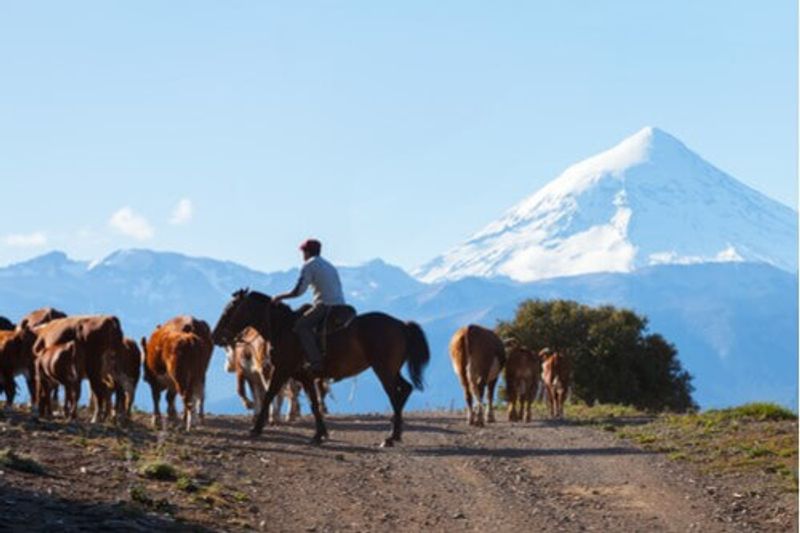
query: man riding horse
212 239 430 446
272 239 345 375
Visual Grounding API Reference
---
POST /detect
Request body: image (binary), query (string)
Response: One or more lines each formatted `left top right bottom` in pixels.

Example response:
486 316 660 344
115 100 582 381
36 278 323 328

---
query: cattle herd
0 308 312 431
449 324 571 426
0 306 570 435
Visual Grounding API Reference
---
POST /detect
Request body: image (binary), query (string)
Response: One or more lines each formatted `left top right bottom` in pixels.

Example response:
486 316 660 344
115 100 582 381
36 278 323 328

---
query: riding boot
296 324 325 374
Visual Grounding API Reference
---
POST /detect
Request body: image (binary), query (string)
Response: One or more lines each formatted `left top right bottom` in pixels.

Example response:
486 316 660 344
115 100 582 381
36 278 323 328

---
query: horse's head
212 288 272 346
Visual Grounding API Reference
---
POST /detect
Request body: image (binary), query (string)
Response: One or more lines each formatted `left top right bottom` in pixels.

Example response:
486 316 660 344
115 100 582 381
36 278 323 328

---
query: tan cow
226 327 331 424
142 316 213 431
449 325 506 426
36 341 82 420
504 341 541 423
540 348 571 419
33 315 125 423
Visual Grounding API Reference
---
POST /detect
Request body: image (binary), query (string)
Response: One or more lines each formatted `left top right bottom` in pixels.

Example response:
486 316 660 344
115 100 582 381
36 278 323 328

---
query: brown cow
108 338 141 421
504 342 541 422
142 316 213 431
0 325 38 408
540 348 571 419
19 307 67 330
33 315 125 423
36 341 82 420
449 325 506 426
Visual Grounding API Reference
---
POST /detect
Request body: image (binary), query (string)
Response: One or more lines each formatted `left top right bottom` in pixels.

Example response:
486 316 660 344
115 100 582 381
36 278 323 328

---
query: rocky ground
0 408 796 532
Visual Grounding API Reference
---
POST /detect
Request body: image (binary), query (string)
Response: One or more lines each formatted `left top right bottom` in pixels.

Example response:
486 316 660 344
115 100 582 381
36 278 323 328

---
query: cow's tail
404 321 430 390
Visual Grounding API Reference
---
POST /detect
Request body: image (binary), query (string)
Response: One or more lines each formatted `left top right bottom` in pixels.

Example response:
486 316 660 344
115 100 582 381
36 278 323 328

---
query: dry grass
614 403 798 492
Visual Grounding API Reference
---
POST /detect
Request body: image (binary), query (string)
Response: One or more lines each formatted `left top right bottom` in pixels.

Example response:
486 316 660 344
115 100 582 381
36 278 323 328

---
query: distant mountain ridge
0 248 795 413
416 127 797 283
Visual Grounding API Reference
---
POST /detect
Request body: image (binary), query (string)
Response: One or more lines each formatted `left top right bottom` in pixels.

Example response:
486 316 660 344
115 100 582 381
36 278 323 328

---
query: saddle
297 304 357 355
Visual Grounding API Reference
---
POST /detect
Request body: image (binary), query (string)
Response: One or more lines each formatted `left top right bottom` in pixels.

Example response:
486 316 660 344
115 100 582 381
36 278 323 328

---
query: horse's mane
235 288 303 323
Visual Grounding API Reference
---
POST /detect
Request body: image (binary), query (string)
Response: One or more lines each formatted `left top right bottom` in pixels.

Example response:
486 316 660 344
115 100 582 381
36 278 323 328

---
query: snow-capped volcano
416 127 798 283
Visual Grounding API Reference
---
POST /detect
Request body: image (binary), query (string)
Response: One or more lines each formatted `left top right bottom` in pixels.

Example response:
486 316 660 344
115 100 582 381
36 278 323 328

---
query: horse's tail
404 321 430 390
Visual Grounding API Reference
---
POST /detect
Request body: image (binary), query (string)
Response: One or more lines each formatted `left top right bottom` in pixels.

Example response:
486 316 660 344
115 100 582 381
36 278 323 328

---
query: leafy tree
497 299 695 412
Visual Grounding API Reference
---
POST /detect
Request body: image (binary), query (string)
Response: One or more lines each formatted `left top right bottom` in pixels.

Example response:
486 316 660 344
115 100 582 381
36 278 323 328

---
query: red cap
299 239 322 256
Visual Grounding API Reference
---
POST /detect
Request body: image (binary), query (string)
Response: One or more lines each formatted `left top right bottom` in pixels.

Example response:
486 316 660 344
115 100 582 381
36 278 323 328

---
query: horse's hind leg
377 373 412 448
486 378 498 423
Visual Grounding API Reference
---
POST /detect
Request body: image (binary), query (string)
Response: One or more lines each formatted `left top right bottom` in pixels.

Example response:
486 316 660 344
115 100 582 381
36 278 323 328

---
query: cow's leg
35 373 46 419
150 383 163 429
88 378 107 424
249 379 265 424
182 388 193 431
458 371 474 425
506 381 516 422
3 371 17 410
486 378 498 423
237 372 253 410
196 379 206 425
126 380 136 419
70 380 81 421
546 385 556 418
166 388 178 423
24 371 36 412
288 382 301 422
463 386 474 425
297 373 328 445
470 378 486 427
252 368 292 436
269 388 281 426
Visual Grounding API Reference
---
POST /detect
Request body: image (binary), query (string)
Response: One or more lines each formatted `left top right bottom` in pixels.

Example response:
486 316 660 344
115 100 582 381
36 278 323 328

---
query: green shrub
497 299 696 412
139 460 180 481
708 403 796 422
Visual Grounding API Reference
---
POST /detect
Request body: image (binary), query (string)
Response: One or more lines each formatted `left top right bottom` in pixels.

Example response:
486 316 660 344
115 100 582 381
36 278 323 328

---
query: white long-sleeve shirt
295 256 346 306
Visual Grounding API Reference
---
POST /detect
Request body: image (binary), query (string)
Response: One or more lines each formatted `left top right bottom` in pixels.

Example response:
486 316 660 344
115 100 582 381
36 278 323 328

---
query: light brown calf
36 341 81 420
504 343 541 423
225 327 329 424
449 325 506 426
540 348 571 419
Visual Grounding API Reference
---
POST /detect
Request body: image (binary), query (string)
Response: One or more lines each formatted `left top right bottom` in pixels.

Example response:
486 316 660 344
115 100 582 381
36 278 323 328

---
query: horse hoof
249 428 262 438
380 439 394 448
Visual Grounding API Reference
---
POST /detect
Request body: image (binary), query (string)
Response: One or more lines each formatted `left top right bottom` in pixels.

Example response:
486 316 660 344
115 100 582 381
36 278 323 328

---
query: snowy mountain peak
416 127 798 283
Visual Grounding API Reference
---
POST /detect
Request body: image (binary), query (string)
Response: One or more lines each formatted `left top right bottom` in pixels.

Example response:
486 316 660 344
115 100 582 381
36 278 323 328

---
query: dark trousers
293 304 328 368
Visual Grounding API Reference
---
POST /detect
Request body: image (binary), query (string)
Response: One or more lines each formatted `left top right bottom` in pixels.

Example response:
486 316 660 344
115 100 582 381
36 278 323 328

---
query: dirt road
0 411 794 531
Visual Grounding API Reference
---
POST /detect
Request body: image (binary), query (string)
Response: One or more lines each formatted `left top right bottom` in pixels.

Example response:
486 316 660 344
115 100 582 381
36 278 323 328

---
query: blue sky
0 1 796 272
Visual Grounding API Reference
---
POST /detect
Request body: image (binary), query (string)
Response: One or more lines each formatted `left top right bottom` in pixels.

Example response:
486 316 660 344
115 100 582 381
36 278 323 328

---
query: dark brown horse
212 289 430 447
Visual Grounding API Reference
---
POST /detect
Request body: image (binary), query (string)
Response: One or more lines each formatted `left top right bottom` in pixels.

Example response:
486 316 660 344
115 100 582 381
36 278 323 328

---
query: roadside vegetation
497 299 695 411
550 401 798 492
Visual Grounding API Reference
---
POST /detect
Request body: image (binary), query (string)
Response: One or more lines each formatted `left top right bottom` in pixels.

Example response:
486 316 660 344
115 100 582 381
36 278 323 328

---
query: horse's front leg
297 372 328 445
251 369 291 437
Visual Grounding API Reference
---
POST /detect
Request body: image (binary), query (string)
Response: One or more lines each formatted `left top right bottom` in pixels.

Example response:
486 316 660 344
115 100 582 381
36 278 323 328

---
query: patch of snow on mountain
416 127 797 283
